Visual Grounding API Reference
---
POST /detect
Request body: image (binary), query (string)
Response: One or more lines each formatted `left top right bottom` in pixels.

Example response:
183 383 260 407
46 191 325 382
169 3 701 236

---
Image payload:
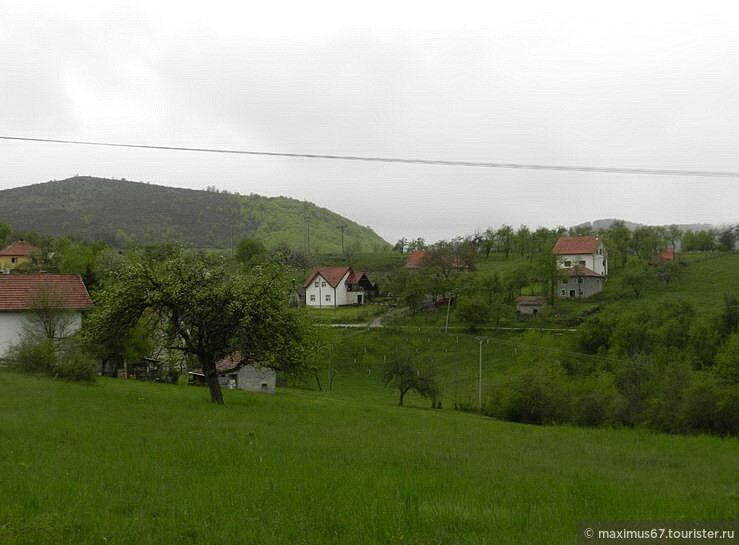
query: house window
325 294 331 301
564 260 572 267
321 281 326 288
561 290 565 295
314 281 319 287
579 260 586 266
577 278 583 284
310 294 316 302
11 257 17 264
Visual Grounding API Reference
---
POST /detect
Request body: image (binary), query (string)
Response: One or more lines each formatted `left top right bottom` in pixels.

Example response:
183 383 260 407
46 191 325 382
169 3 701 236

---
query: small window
561 290 565 296
314 281 319 287
325 294 331 301
564 260 572 267
577 277 583 284
321 281 326 288
578 260 586 266
11 257 17 264
309 294 316 302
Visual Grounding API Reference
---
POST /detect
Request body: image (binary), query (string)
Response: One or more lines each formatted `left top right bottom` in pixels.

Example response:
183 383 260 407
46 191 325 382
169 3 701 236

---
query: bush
487 361 569 425
54 340 97 382
569 372 626 427
6 336 57 374
6 335 97 382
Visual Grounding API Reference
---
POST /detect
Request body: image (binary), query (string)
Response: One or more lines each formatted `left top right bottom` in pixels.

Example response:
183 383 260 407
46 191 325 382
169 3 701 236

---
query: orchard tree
85 251 305 403
383 348 438 407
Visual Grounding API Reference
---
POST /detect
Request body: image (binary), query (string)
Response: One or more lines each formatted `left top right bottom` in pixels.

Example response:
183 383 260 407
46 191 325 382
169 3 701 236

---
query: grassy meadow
1 370 737 545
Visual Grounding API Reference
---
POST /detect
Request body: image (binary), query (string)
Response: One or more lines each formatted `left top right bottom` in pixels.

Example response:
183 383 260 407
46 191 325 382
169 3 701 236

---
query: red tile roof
0 274 93 311
404 250 427 269
0 241 40 257
515 296 547 306
303 267 351 288
563 265 602 278
345 271 366 285
552 236 602 255
216 353 243 372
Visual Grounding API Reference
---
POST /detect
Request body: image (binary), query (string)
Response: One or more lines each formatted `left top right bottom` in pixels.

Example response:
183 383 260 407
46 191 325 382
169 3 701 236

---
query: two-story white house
552 236 607 298
302 267 375 308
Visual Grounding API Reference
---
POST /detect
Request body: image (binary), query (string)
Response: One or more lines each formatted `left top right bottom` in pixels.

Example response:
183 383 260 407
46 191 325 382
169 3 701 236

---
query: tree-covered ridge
0 176 389 252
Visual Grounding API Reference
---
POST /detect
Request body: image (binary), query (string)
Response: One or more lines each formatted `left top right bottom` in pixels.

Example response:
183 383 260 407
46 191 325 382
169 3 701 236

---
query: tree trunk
200 356 224 404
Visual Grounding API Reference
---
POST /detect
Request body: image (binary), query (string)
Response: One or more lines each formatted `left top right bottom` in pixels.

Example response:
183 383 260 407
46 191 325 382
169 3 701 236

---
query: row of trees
394 222 738 272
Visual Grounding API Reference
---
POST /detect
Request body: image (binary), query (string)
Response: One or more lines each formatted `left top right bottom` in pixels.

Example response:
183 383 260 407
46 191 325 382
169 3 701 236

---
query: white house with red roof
0 274 93 354
302 267 375 308
552 236 607 298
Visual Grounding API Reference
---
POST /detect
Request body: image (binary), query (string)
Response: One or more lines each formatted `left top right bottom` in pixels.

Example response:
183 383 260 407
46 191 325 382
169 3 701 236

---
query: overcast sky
1 1 738 244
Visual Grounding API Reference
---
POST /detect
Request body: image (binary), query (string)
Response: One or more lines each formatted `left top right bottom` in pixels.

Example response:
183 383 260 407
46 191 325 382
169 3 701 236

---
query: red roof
345 271 367 285
515 296 547 306
404 250 426 269
216 353 243 372
0 274 93 311
563 265 602 278
552 236 602 255
303 267 351 288
0 241 40 257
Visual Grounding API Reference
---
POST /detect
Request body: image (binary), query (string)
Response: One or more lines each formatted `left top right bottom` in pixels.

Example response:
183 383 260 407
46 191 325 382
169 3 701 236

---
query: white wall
0 311 83 356
557 242 608 276
304 271 352 308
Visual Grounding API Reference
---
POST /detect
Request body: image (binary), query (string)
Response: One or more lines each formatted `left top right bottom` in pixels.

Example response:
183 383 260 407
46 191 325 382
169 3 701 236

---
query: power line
1 134 739 178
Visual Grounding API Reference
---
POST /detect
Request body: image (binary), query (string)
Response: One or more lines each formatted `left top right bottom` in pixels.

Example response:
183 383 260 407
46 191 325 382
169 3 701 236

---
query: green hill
0 371 735 545
0 176 390 252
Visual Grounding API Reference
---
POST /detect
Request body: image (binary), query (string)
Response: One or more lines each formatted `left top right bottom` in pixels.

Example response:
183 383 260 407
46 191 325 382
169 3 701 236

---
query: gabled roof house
302 267 375 308
552 236 607 298
0 274 93 354
0 241 40 273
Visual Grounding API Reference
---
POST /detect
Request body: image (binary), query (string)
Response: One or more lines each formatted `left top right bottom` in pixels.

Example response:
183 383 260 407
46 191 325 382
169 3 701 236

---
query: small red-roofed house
302 267 375 308
650 247 675 265
0 274 93 354
404 250 427 271
0 240 41 273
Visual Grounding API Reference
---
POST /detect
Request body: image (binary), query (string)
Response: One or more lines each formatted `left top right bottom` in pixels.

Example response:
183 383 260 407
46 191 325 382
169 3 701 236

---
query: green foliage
53 340 98 382
5 335 96 382
234 236 267 267
455 298 492 331
0 176 389 251
382 345 438 406
5 336 57 374
84 249 306 403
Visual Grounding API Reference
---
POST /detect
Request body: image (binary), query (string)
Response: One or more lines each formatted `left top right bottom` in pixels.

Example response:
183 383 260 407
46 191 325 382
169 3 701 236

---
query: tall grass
1 371 736 544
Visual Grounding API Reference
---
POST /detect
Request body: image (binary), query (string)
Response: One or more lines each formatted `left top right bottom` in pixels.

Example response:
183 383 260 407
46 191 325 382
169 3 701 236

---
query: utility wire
2 135 739 178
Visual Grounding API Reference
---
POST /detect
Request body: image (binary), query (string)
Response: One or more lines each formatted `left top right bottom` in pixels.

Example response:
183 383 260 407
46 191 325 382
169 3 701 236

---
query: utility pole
475 336 485 412
444 291 454 334
338 224 347 253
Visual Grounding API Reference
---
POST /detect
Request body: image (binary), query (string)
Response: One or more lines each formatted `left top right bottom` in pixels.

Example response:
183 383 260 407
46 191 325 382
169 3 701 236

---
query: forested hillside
0 177 389 251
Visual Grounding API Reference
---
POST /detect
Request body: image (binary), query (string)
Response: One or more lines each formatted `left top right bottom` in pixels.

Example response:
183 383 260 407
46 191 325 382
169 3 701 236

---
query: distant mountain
0 177 390 252
573 218 716 232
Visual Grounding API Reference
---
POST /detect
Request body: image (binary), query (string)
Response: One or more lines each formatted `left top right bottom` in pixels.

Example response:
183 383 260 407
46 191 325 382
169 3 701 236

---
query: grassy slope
1 371 736 545
0 177 389 252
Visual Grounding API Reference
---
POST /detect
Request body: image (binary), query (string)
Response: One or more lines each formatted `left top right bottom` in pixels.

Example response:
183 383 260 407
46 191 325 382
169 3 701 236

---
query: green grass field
1 371 736 545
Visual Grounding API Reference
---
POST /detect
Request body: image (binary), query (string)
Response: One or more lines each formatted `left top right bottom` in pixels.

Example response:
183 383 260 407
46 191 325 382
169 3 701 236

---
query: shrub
487 361 569 425
569 372 626 427
6 336 57 374
54 340 97 382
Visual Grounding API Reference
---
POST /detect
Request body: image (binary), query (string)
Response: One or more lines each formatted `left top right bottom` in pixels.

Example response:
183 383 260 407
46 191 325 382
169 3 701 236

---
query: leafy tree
682 230 716 251
382 349 437 407
0 222 10 245
604 221 632 270
717 225 738 251
235 237 267 268
455 298 492 331
495 225 514 259
85 251 305 403
534 250 565 306
622 262 648 298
